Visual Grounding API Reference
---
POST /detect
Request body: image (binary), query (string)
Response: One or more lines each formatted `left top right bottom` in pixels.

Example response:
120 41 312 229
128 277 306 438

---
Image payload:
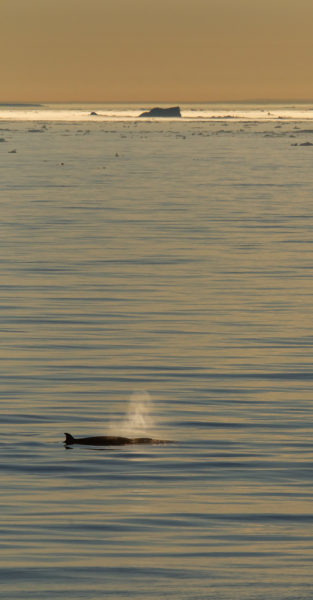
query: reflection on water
2 101 313 122
1 114 313 599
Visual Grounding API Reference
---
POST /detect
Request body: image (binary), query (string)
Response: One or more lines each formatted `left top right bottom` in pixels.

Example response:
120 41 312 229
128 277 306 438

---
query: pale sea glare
1 104 313 600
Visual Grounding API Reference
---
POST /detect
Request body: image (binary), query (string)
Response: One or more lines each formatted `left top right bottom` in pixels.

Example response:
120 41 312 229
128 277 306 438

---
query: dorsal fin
64 433 75 444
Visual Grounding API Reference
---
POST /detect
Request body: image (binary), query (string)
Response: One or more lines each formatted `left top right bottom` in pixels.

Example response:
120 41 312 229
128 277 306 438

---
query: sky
1 0 313 103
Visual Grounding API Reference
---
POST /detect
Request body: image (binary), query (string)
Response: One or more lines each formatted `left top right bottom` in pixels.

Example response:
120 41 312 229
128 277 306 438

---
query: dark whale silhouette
139 106 181 118
64 432 171 446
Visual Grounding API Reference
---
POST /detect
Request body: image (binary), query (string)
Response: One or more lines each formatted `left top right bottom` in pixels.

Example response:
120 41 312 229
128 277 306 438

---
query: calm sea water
1 105 313 599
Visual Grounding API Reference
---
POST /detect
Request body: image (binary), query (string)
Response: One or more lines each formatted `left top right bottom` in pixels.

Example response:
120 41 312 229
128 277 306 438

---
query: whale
64 432 171 446
139 106 181 118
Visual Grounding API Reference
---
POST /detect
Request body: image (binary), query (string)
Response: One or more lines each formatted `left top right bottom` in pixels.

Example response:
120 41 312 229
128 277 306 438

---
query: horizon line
1 98 313 106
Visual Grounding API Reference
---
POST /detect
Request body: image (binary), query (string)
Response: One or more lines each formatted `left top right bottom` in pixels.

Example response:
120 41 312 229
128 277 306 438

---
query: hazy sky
2 0 313 102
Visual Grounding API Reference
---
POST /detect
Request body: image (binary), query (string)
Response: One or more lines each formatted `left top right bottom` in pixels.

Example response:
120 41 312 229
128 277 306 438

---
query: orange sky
1 0 313 102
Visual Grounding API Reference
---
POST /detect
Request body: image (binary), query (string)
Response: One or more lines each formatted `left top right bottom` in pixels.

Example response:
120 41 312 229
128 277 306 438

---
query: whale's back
64 433 172 446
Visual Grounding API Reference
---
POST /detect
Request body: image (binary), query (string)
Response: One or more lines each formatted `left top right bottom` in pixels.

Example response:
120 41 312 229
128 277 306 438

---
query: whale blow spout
64 432 172 446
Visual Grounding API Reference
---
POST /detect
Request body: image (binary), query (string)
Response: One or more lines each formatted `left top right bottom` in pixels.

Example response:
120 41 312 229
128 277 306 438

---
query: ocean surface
1 103 313 599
